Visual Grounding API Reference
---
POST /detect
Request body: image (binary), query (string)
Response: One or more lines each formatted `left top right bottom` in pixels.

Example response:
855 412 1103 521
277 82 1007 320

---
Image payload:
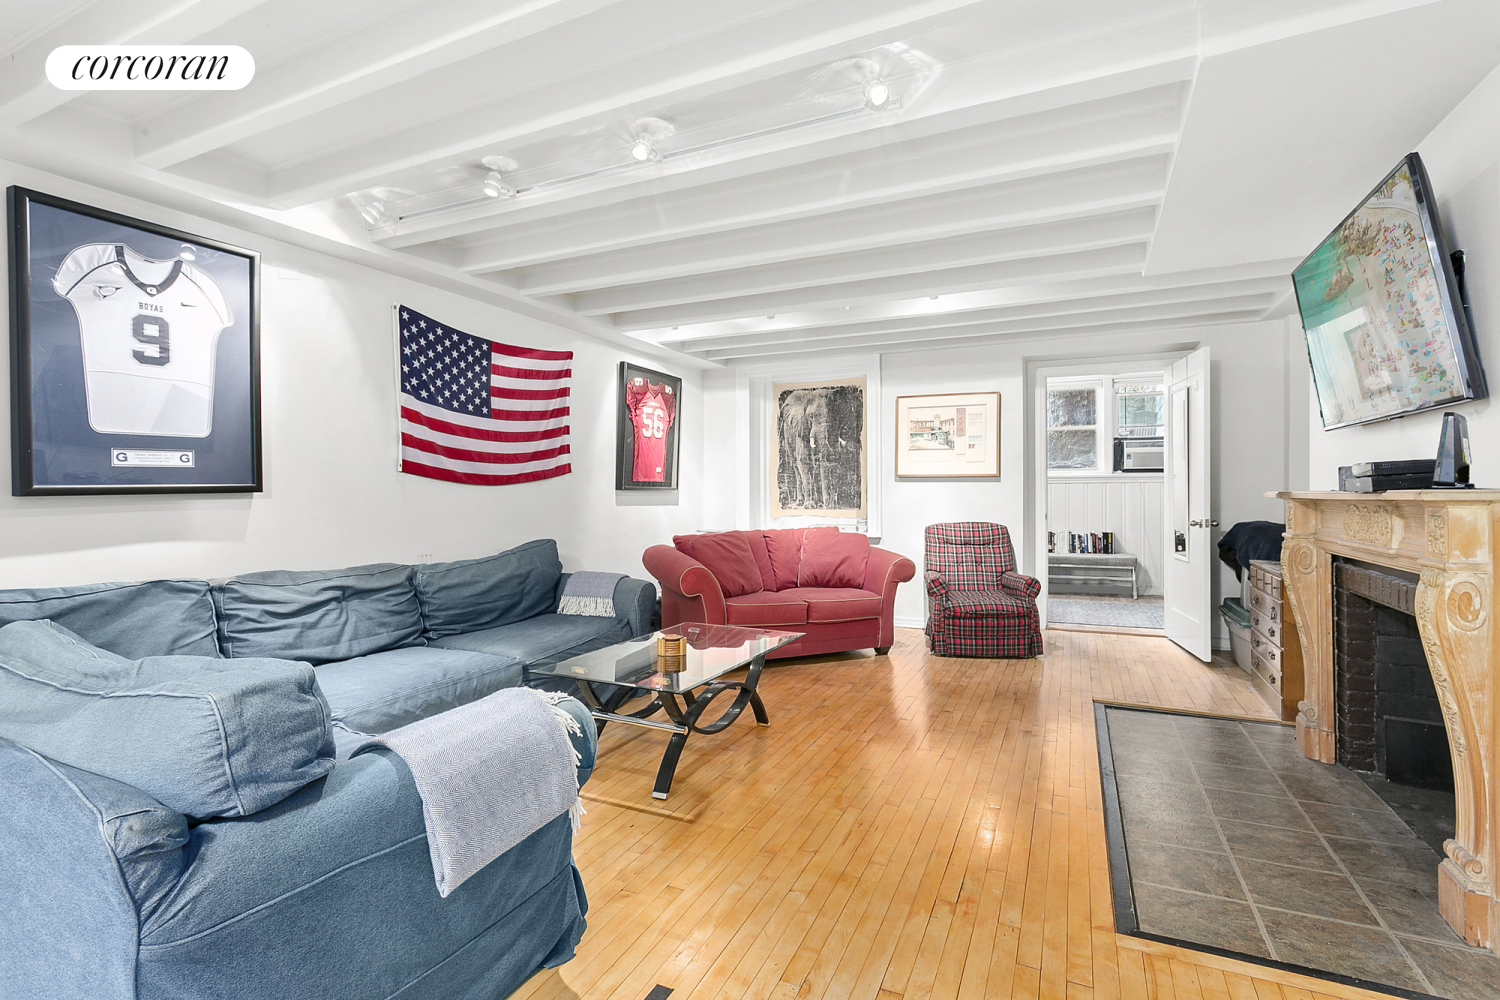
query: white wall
0 159 703 589
1307 62 1500 488
702 319 1312 641
1047 478 1165 594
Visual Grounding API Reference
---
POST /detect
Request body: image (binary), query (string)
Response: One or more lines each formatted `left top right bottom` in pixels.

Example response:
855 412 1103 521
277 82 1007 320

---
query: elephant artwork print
771 377 867 518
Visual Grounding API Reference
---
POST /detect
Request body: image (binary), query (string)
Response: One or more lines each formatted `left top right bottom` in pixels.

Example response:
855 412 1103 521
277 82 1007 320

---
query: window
1047 385 1098 470
1115 381 1164 438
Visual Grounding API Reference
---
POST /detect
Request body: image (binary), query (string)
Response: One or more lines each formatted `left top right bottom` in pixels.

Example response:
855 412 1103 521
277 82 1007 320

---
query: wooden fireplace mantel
1276 490 1500 948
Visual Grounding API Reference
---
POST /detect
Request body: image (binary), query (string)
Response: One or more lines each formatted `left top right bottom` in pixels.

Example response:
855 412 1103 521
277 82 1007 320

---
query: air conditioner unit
1113 436 1163 472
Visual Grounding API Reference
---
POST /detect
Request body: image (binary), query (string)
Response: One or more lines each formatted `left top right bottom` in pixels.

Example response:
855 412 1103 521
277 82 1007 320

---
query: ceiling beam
652 259 1297 342
134 0 632 169
571 207 1157 315
705 306 1270 362
605 242 1150 330
671 282 1284 354
375 59 1191 251
0 0 271 129
260 0 994 207
508 156 1167 294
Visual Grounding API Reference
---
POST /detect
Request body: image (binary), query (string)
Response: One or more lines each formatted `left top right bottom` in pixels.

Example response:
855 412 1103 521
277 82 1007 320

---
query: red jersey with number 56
626 377 675 482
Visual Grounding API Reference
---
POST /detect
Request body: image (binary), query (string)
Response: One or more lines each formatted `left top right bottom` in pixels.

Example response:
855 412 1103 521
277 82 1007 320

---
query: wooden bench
1047 552 1138 598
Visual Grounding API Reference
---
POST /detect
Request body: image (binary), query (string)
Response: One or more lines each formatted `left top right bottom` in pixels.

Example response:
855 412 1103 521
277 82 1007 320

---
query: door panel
1164 346 1212 661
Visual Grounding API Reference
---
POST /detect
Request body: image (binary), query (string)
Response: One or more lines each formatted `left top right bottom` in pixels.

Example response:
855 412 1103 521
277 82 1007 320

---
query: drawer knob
1268 626 1277 639
1270 674 1277 684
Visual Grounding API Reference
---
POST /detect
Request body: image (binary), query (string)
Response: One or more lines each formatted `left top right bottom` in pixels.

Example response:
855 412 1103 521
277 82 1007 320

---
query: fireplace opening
1333 558 1456 856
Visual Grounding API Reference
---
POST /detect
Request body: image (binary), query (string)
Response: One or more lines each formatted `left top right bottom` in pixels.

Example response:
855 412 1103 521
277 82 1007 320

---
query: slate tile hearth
1102 706 1500 1000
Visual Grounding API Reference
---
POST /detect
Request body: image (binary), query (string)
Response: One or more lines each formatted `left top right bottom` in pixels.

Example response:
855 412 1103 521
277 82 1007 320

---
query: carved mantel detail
1277 491 1498 949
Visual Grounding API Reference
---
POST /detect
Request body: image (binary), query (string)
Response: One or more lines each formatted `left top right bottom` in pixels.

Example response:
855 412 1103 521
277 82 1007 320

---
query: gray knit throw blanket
354 687 584 897
558 571 624 617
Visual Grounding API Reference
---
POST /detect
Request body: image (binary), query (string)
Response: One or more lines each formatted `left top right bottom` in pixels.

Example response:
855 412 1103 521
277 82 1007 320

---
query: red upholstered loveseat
643 528 916 659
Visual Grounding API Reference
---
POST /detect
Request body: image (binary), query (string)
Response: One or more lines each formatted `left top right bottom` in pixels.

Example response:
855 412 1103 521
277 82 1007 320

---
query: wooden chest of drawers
1246 558 1304 721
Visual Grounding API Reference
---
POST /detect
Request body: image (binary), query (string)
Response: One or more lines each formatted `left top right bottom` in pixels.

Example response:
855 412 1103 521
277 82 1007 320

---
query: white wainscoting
1046 476 1164 594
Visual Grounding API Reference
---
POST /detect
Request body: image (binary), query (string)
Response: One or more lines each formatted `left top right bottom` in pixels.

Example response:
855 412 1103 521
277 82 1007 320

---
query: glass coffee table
535 623 803 799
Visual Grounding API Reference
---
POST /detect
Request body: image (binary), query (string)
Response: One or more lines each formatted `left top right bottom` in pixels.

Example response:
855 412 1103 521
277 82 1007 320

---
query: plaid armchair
924 522 1043 658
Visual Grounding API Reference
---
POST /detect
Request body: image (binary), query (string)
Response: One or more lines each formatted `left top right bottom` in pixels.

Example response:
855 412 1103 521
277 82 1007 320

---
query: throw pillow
798 527 871 588
672 533 764 598
0 620 335 821
414 539 563 638
762 529 806 590
217 563 425 664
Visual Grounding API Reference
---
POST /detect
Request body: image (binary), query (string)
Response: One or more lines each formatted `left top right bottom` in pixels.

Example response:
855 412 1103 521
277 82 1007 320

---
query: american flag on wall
396 305 573 485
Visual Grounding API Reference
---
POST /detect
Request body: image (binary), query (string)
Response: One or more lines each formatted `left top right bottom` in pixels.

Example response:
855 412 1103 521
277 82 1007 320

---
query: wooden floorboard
519 627 1413 1000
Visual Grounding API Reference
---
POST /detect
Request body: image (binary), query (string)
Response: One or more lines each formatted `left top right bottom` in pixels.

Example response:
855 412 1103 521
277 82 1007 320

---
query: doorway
1041 368 1167 633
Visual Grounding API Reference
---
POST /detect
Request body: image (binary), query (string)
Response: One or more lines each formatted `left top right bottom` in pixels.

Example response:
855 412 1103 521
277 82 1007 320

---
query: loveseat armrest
1001 571 1042 600
866 546 917 595
642 544 726 627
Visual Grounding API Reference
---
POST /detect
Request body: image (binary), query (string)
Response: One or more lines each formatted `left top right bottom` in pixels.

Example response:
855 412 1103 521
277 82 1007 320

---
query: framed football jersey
616 362 682 490
7 187 261 495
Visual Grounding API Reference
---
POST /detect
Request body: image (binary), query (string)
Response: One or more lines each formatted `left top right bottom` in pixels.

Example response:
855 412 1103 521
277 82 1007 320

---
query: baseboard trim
894 616 925 629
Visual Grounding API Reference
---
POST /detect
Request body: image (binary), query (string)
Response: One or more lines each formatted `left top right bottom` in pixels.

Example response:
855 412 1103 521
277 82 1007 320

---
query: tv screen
1292 152 1486 429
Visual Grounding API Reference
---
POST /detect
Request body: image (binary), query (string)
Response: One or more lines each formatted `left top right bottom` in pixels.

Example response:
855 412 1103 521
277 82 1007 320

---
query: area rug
1096 704 1500 1000
1049 599 1163 629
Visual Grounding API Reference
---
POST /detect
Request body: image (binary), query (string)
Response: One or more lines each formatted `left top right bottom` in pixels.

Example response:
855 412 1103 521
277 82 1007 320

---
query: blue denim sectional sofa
0 539 655 1000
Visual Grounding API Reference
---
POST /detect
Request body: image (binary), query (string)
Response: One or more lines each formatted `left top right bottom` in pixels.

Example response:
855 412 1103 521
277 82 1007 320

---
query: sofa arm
133 745 586 999
923 570 950 600
642 544 726 627
1 738 164 1000
613 576 656 639
1001 571 1041 600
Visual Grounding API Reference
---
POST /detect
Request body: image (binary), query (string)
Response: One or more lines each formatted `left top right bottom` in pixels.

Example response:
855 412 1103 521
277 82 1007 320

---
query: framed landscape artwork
616 362 681 490
7 187 261 495
770 376 867 518
895 391 1000 477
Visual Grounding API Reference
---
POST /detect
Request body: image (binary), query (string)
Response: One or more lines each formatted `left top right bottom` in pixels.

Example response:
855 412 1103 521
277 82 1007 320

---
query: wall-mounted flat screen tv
1292 152 1486 429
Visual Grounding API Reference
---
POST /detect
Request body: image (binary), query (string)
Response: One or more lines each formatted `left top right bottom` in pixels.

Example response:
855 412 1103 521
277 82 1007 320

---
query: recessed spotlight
864 79 890 109
178 243 196 261
630 136 658 162
481 170 516 198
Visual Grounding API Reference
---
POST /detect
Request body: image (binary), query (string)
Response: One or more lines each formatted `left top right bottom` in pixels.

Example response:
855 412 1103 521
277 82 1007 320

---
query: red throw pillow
761 529 805 590
673 533 765 598
798 527 870 589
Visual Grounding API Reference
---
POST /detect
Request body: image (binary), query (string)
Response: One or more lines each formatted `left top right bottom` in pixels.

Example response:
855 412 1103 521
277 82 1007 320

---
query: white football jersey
54 244 233 438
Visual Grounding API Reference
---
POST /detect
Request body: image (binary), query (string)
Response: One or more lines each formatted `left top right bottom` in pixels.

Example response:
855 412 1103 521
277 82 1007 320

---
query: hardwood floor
517 628 1406 1000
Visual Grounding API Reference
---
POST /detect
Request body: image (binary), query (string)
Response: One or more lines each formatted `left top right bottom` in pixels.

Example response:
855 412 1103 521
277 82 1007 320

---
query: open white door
1163 346 1214 661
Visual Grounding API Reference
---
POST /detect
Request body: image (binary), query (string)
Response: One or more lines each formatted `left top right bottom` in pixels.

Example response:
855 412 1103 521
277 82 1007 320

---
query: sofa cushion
946 589 1035 616
0 579 220 658
762 529 805 590
724 591 808 627
743 532 778 592
673 532 763 598
0 620 334 820
777 587 883 623
315 647 523 734
431 613 630 679
217 563 424 664
797 527 870 588
414 539 563 638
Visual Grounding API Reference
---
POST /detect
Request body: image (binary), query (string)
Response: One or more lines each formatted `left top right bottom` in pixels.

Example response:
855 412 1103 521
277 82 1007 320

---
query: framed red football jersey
616 362 682 489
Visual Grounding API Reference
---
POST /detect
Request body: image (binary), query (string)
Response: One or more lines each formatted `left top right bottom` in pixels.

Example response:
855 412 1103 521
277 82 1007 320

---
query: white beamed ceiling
5 0 1499 364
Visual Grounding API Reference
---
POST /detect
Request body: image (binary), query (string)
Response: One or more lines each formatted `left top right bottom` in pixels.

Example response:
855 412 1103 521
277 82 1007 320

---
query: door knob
1189 519 1219 528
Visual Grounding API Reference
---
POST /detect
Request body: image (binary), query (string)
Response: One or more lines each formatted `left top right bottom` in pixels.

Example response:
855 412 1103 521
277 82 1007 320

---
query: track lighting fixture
864 79 890 109
630 136 659 162
481 170 516 198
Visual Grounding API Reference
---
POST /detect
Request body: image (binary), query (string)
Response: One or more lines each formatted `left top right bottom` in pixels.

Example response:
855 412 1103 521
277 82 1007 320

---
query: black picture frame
615 362 681 490
8 186 262 495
